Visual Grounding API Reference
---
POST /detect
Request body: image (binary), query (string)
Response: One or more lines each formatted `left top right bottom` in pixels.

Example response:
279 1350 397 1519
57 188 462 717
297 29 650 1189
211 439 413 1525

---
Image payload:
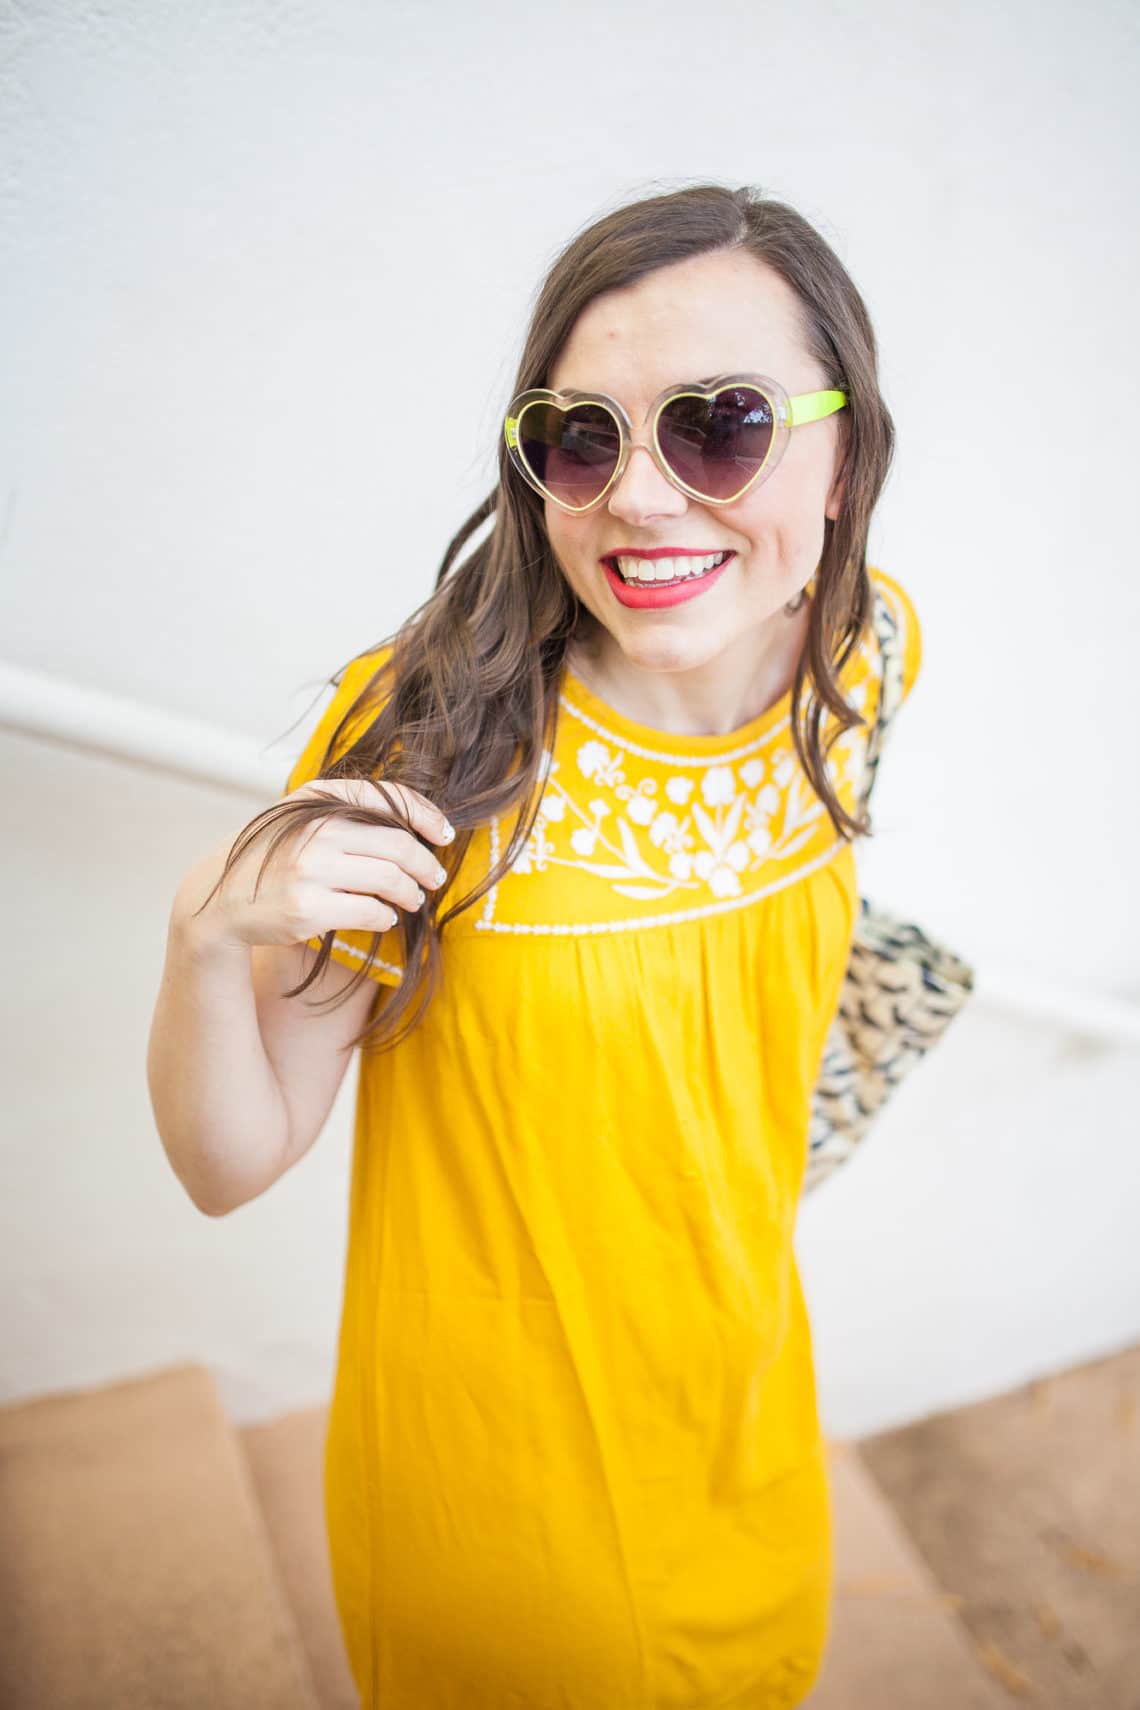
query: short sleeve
869 567 923 707
284 645 405 988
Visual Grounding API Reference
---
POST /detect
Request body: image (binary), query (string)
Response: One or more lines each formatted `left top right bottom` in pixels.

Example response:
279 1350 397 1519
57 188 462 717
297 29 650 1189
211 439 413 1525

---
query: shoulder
285 642 395 794
866 566 923 707
282 641 404 989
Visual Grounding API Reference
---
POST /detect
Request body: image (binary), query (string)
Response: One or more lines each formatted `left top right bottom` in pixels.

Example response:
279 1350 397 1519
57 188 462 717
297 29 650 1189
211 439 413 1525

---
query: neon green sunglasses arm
787 389 847 426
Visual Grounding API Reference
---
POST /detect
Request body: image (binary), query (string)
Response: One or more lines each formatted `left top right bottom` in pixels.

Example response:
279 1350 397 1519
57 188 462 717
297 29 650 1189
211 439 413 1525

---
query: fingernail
441 822 455 841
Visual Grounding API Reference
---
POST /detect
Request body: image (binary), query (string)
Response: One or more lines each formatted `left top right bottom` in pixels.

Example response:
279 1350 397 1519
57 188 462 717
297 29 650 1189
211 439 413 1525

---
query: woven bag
803 586 976 1194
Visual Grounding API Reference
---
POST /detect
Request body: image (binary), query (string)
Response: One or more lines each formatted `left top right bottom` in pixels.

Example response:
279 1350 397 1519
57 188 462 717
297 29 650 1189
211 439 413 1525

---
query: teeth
613 550 730 584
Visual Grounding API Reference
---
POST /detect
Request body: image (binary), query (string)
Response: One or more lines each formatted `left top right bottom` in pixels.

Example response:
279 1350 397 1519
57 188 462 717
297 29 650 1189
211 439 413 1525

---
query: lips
600 552 734 610
602 550 733 586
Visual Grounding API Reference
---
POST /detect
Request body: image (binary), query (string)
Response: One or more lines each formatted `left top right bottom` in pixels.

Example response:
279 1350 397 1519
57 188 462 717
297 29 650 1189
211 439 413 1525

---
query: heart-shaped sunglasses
504 373 847 514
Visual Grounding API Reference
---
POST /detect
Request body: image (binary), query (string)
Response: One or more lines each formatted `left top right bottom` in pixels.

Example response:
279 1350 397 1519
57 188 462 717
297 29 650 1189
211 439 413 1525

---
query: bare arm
146 843 377 1217
147 776 450 1216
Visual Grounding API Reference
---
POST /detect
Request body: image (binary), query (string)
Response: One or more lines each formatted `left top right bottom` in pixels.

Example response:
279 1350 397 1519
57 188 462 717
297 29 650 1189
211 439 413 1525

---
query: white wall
2 0 1137 1434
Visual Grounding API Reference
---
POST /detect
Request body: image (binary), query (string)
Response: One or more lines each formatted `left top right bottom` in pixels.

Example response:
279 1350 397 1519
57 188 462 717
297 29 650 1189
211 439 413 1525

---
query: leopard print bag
804 586 976 1195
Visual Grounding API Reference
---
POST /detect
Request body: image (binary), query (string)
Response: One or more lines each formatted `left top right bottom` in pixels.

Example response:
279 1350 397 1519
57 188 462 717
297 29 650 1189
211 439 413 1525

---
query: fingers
339 850 443 914
311 887 403 935
296 775 455 845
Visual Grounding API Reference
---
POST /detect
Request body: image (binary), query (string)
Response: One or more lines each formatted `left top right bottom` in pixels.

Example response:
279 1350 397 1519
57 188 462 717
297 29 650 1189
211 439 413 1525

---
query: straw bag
803 586 976 1195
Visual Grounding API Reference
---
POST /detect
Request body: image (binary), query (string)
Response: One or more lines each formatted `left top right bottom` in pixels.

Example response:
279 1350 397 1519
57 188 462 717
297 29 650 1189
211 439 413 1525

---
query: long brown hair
192 182 895 1055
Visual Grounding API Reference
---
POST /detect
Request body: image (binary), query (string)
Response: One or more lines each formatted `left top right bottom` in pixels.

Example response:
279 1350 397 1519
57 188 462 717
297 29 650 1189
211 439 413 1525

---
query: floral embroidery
506 678 871 905
468 572 920 936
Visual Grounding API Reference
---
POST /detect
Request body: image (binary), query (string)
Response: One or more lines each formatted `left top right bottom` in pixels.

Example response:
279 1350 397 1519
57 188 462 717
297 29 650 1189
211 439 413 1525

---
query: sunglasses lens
517 402 620 508
657 385 774 501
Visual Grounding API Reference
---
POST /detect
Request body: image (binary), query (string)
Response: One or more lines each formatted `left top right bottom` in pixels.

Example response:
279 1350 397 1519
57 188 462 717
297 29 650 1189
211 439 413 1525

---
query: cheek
717 495 825 597
544 512 593 582
543 504 569 561
728 472 823 551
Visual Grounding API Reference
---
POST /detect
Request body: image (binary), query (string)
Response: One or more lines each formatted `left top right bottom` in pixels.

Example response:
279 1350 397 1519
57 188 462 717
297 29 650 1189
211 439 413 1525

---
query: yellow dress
286 567 922 1709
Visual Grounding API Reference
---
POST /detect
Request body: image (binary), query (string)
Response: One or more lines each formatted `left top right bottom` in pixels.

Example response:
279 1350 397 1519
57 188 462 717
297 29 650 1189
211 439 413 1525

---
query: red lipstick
600 549 735 611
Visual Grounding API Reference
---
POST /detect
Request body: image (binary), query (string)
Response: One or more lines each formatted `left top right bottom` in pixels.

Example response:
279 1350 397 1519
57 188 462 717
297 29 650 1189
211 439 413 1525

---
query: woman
183 182 922 1707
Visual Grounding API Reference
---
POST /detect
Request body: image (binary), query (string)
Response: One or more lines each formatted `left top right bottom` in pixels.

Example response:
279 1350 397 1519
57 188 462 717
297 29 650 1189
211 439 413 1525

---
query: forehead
547 250 811 403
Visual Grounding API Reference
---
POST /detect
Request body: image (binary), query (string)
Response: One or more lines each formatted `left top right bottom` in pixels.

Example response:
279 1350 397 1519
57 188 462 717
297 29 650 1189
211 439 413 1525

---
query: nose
606 439 688 521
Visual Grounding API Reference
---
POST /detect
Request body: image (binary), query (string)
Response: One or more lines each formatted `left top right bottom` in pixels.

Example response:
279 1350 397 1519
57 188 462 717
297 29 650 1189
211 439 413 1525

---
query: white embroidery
475 833 852 936
472 594 890 936
502 722 863 904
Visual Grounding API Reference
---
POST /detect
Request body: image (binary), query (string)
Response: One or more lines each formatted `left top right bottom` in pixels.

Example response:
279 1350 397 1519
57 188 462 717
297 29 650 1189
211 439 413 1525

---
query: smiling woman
220 182 918 1709
539 255 859 744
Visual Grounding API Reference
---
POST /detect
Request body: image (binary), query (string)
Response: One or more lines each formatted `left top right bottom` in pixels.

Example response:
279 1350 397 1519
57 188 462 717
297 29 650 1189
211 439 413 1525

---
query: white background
2 0 1137 1435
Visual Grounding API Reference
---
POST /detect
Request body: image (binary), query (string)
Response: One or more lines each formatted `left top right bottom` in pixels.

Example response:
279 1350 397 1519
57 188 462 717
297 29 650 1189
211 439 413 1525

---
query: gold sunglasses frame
503 373 847 514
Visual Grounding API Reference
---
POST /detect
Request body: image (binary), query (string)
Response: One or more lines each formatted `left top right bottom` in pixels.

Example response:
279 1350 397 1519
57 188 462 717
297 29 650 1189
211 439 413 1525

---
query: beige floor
856 1342 1140 1709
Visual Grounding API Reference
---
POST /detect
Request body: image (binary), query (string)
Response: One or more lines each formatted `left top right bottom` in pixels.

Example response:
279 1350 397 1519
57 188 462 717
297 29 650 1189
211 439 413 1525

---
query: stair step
0 1362 319 1710
858 1342 1140 1709
806 1440 1007 1706
241 1404 1005 1707
239 1405 358 1710
3 1356 1096 1708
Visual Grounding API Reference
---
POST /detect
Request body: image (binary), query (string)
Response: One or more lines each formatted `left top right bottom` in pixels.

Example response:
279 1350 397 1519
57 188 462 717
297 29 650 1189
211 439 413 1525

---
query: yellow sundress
285 566 922 1709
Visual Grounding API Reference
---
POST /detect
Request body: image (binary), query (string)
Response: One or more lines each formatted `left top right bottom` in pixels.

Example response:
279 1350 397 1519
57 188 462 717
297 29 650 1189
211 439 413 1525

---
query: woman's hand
185 778 455 953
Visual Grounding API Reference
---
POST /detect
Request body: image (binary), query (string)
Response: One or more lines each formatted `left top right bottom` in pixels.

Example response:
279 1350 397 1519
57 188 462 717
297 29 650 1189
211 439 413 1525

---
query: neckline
559 596 815 758
557 569 891 762
560 657 799 759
